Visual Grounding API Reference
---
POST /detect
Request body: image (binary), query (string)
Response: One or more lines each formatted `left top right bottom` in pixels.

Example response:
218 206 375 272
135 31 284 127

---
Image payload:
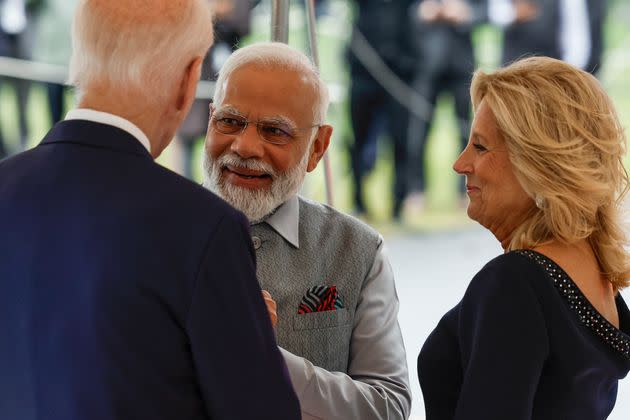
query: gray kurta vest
251 196 380 373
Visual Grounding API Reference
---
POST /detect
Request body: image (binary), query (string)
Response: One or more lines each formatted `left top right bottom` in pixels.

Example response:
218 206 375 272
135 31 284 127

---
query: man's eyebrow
262 115 296 128
217 105 245 117
216 106 297 128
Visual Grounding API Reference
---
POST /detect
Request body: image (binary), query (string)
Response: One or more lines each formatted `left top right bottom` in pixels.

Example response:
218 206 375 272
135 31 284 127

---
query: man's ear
307 125 333 172
175 56 204 113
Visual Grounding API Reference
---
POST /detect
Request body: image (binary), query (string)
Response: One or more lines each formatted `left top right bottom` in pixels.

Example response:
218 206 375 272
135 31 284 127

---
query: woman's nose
453 146 472 175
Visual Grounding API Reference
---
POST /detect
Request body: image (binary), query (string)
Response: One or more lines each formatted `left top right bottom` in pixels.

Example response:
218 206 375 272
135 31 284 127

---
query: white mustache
217 153 277 178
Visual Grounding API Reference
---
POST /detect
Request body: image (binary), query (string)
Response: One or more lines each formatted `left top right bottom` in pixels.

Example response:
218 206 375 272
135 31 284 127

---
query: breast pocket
291 309 353 372
293 308 351 331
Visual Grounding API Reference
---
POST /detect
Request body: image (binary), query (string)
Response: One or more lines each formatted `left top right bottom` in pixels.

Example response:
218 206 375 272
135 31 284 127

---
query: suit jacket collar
65 109 151 153
39 120 153 160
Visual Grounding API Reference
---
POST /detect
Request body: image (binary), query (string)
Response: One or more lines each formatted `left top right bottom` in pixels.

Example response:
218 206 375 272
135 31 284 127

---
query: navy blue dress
418 250 630 420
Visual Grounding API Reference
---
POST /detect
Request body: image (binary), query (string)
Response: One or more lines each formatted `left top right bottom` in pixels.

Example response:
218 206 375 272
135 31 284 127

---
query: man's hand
514 0 539 23
210 0 235 19
262 290 278 328
442 0 472 25
418 0 442 22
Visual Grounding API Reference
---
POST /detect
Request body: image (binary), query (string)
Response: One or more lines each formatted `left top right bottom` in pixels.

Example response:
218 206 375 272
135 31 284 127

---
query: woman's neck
533 239 619 327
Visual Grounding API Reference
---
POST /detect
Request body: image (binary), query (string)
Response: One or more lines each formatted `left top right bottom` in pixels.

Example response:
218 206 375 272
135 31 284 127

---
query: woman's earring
535 195 545 209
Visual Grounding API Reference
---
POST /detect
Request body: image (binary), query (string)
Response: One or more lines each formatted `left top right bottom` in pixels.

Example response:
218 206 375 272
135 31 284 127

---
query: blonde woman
418 56 630 419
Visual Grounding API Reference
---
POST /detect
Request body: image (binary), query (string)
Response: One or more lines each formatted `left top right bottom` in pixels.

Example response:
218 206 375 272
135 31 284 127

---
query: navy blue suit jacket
0 120 300 419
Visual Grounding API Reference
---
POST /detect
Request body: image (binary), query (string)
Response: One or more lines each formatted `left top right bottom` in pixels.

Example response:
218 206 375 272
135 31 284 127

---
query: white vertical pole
304 0 333 206
304 0 320 68
271 0 290 43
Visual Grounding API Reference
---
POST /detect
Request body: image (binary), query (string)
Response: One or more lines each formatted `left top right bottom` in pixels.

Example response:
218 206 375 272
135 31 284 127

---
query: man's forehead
87 0 186 24
219 64 318 121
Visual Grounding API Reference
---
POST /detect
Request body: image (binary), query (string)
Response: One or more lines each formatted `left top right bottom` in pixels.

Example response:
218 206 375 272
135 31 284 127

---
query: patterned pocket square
297 285 345 314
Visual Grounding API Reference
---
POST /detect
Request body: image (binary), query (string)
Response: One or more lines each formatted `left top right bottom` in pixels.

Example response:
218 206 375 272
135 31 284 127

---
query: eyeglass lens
213 113 297 145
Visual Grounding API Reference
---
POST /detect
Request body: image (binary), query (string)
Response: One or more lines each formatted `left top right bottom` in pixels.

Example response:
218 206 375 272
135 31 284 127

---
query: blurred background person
420 56 630 419
346 0 416 220
489 0 607 75
560 0 608 75
32 0 77 126
177 0 258 180
0 0 42 156
404 0 487 215
488 0 561 65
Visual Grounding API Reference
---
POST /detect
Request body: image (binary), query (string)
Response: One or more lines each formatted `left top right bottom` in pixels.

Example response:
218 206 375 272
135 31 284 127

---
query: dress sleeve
186 211 301 420
455 255 550 420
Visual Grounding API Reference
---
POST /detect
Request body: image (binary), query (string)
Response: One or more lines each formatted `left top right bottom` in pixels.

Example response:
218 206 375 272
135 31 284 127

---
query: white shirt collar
65 108 152 154
258 195 300 248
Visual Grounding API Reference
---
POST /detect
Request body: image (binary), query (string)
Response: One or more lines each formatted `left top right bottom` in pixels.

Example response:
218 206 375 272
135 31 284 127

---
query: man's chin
225 181 272 192
203 160 305 223
218 183 281 223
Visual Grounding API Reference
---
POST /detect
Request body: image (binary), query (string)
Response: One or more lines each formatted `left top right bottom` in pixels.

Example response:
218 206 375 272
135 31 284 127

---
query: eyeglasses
210 108 321 145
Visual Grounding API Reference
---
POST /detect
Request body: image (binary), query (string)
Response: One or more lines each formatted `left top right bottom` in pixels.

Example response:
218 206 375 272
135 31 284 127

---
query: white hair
69 0 213 103
213 42 330 124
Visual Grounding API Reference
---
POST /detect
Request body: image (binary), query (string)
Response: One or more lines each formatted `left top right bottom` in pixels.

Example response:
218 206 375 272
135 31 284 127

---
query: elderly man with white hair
204 42 411 420
0 2 300 419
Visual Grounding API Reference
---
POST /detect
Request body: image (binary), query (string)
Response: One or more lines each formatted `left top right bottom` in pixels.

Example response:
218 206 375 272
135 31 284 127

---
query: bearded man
203 42 411 420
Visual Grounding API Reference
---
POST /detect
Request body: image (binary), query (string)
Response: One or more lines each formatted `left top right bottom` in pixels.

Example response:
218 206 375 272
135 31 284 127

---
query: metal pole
271 0 290 43
0 57 68 85
304 0 333 206
304 0 320 68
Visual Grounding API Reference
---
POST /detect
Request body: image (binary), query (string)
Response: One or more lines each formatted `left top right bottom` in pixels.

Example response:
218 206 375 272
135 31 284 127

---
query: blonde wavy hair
471 57 630 289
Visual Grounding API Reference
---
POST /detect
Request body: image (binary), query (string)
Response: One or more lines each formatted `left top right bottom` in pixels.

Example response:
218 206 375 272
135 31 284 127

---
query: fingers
261 290 278 328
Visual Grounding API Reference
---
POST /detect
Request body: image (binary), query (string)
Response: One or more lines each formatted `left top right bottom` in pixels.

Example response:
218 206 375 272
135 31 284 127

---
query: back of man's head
69 0 213 104
213 42 330 124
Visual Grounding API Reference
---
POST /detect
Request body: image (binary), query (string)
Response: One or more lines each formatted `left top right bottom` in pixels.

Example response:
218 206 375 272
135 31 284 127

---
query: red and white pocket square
297 285 345 314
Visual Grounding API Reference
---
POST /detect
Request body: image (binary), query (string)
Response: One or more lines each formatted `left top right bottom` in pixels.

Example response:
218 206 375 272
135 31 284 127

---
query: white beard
203 150 309 223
